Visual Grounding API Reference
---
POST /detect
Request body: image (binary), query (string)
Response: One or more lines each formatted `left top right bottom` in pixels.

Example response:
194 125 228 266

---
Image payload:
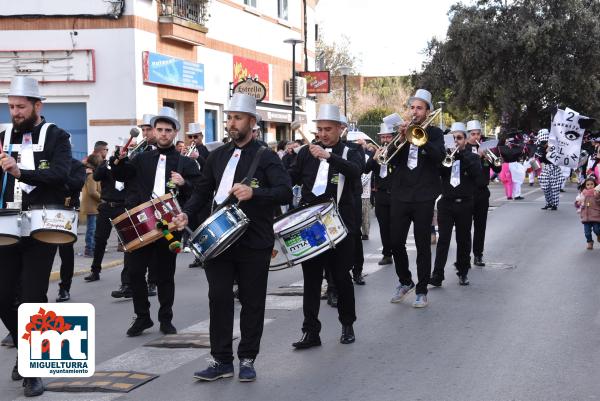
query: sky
315 0 466 76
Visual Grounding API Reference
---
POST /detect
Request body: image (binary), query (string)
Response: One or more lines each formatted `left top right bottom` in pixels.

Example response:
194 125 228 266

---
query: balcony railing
159 0 210 26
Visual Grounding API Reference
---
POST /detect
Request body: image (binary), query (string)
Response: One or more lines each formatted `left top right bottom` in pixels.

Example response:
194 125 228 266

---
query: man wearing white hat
185 122 209 163
430 123 484 287
0 76 72 397
365 122 395 266
111 106 202 337
384 88 446 308
174 93 292 382
465 119 502 267
288 103 364 348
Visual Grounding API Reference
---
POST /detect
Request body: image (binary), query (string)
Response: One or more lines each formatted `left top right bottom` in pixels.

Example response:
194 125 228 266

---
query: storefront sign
299 71 330 94
233 78 267 102
256 108 307 124
233 56 269 101
143 51 204 91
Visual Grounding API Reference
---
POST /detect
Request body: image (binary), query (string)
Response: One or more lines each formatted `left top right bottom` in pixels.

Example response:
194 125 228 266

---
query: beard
228 127 250 143
12 111 38 132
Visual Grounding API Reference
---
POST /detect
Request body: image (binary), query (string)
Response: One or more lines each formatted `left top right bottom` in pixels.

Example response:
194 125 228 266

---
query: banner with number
546 107 584 168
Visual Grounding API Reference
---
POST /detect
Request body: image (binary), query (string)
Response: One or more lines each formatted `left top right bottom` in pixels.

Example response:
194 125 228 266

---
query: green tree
316 35 358 73
416 0 600 131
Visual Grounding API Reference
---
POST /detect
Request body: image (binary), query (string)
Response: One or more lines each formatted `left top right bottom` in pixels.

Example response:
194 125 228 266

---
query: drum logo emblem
154 210 162 220
65 221 72 230
250 178 260 189
271 249 278 259
136 213 147 223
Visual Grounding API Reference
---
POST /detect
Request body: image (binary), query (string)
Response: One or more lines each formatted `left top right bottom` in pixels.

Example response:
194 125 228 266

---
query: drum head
274 203 330 233
31 230 77 245
0 236 19 246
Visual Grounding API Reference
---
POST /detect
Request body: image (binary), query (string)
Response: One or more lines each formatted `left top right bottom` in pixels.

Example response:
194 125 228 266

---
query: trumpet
376 108 441 165
476 140 503 167
185 143 197 157
442 148 459 167
128 138 148 159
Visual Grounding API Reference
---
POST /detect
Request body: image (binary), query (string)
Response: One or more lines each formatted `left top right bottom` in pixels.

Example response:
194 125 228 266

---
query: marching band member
366 123 395 266
111 107 201 337
430 123 484 286
174 93 292 382
288 104 364 348
465 120 503 267
383 89 445 308
536 128 562 210
0 76 72 397
185 122 209 166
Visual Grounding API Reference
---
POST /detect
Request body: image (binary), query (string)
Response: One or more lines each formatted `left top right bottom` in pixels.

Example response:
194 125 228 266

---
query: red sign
233 56 269 101
299 71 330 94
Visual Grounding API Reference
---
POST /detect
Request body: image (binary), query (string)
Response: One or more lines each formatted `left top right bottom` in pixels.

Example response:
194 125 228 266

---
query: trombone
377 108 442 165
476 140 503 167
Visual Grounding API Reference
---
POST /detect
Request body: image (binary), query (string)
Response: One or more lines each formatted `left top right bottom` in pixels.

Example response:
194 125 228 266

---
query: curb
49 259 123 282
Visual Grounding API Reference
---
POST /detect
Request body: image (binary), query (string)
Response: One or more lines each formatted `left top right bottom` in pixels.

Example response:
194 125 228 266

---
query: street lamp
338 65 352 117
284 38 304 125
437 101 445 131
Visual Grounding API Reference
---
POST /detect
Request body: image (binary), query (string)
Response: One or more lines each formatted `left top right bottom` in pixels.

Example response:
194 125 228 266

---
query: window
244 0 257 7
278 0 288 20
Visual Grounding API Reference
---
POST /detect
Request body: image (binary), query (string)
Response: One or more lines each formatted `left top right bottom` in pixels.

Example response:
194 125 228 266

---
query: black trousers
374 191 392 257
301 236 356 334
0 238 57 345
58 244 74 291
91 202 124 272
352 195 364 276
128 238 176 323
204 244 271 363
432 198 474 278
390 200 435 295
472 193 490 258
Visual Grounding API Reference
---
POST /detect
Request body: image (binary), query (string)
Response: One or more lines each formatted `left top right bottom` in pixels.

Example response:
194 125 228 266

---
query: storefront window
278 0 288 20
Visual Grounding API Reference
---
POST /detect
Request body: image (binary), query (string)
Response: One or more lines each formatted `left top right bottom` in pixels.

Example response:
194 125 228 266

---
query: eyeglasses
188 135 199 139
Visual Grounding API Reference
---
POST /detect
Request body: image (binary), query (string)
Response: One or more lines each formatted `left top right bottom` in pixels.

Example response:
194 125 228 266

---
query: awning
256 105 307 124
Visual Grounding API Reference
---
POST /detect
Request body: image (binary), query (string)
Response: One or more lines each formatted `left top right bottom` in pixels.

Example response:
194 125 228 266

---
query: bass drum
269 200 347 271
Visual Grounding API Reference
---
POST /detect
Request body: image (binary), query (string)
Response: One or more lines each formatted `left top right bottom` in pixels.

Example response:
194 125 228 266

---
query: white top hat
378 123 394 135
150 107 180 131
466 120 482 132
224 93 259 119
7 76 45 100
139 114 155 127
407 88 433 111
252 123 260 131
339 115 348 126
313 104 342 123
450 122 466 133
186 122 204 135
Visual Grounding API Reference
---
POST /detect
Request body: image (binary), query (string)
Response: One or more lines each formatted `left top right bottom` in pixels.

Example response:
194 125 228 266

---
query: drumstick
114 127 141 165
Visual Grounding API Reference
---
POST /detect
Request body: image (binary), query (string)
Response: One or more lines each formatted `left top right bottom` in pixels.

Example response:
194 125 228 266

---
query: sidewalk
50 222 124 281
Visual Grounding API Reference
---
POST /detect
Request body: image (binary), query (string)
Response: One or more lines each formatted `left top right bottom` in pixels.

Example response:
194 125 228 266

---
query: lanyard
0 143 13 207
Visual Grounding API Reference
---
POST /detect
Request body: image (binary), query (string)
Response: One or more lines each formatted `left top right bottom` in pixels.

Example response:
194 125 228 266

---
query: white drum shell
29 208 78 244
0 211 22 246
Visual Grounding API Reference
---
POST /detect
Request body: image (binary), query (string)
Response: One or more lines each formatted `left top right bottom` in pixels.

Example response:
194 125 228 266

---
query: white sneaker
390 283 415 303
413 294 428 308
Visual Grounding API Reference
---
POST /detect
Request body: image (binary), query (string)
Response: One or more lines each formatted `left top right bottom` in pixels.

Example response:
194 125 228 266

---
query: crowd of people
2 76 600 397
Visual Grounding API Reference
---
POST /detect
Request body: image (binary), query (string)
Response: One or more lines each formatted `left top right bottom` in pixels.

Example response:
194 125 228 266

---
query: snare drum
269 200 347 271
111 193 181 252
29 206 79 244
189 204 249 263
0 209 23 246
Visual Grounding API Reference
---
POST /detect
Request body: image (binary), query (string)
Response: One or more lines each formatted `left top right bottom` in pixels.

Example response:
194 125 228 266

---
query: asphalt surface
2 181 599 401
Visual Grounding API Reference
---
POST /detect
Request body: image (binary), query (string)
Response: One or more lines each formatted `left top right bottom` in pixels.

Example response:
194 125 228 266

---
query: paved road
2 182 599 401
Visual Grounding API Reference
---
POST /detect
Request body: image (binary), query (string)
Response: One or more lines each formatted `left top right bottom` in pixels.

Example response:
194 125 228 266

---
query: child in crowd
575 176 600 250
499 162 513 200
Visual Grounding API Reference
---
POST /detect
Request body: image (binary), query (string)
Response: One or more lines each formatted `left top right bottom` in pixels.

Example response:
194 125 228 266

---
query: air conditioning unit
284 77 307 100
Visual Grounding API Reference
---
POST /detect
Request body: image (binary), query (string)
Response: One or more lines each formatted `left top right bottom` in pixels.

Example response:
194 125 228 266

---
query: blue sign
143 51 204 91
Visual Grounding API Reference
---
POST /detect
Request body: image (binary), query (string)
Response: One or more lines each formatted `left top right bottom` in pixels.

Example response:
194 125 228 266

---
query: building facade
0 0 318 159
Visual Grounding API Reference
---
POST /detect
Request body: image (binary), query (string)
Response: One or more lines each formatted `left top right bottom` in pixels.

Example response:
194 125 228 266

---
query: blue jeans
583 222 600 243
85 214 97 252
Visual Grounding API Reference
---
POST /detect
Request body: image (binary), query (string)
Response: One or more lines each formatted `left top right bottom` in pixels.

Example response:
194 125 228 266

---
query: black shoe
111 285 132 299
160 321 177 335
147 283 157 297
473 256 485 267
12 357 22 381
23 377 44 397
340 325 355 344
188 259 203 268
126 316 154 337
353 273 366 285
55 288 70 302
378 255 393 265
84 272 100 282
326 291 338 308
429 275 443 287
514 196 524 200
1 333 14 347
560 189 565 192
541 205 551 210
458 275 470 286
550 206 558 210
292 332 321 349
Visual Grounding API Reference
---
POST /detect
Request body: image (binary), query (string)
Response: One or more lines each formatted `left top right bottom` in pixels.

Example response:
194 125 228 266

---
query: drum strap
0 143 13 207
336 146 349 204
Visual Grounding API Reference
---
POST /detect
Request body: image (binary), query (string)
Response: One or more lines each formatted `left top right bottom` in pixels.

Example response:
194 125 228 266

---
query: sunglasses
188 135 199 139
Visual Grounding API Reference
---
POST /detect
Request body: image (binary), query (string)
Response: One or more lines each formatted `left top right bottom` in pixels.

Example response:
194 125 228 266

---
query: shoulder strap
245 146 267 183
336 146 349 204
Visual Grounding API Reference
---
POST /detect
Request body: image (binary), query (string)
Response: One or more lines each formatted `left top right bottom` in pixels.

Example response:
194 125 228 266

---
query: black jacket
465 143 502 199
288 140 364 234
0 118 71 209
183 139 292 250
65 158 86 208
366 156 394 193
439 149 485 199
93 159 126 203
389 125 446 202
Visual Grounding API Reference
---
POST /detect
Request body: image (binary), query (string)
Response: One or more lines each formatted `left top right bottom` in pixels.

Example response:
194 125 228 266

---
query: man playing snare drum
0 76 72 397
288 104 364 349
173 93 291 382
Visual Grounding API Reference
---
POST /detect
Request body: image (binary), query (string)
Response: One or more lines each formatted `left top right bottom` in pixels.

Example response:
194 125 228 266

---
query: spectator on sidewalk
81 154 103 257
